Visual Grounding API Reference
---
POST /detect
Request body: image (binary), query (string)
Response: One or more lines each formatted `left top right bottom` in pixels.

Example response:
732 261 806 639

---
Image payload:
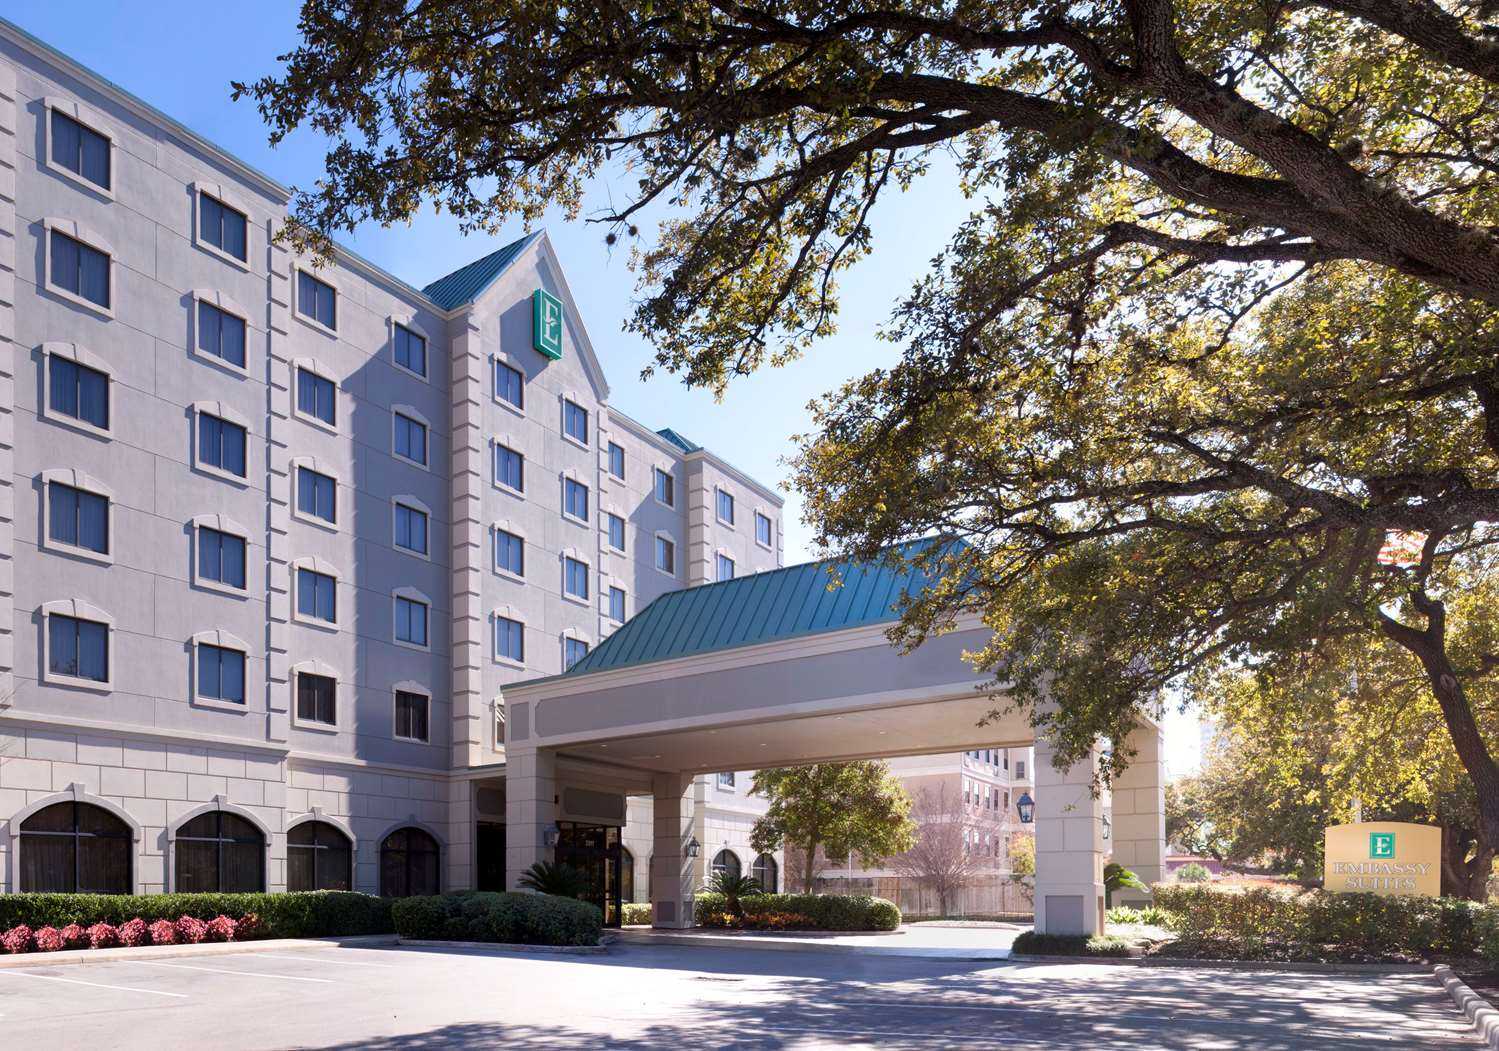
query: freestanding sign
1323 821 1440 897
532 288 564 360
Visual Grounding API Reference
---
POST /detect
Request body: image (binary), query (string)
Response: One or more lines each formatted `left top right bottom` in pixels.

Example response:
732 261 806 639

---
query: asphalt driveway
0 941 1479 1049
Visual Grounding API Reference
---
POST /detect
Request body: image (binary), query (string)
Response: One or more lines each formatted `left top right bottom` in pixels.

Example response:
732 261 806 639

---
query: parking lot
0 941 1481 1049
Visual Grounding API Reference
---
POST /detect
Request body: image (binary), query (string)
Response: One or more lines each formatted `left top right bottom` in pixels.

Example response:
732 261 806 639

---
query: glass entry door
555 821 623 927
476 822 506 892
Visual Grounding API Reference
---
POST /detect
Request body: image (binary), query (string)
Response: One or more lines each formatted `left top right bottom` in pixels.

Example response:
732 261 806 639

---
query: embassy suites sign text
1322 823 1441 898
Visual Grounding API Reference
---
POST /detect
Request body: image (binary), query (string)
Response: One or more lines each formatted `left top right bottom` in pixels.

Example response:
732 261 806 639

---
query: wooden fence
814 874 1035 921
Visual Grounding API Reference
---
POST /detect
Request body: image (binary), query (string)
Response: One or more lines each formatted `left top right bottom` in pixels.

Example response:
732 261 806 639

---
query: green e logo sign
532 288 563 360
1369 832 1396 859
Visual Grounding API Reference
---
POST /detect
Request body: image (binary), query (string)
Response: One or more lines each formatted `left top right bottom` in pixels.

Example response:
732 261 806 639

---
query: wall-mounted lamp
1102 813 1112 841
1016 792 1035 824
686 837 701 859
543 823 561 848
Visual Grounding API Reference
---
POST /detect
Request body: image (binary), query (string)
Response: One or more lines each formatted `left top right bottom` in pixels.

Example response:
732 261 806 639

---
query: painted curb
0 933 397 969
1009 952 1426 975
1434 963 1499 1049
612 929 1011 960
397 938 606 955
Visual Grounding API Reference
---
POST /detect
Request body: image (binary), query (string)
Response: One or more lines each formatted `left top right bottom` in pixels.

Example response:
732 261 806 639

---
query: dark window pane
49 229 110 306
395 325 426 376
50 110 110 190
297 369 336 426
298 271 337 329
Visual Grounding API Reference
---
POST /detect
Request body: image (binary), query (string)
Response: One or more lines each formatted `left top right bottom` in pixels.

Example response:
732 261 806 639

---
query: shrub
694 893 900 931
2 925 33 954
60 923 87 949
207 915 238 942
391 891 603 947
1107 905 1172 927
236 912 263 941
117 918 149 948
1173 863 1212 883
176 916 208 944
621 902 652 926
0 891 392 939
1012 931 1131 957
86 922 118 949
34 926 64 952
148 919 178 946
516 862 590 899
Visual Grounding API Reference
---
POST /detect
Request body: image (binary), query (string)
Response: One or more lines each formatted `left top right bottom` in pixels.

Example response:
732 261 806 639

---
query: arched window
380 827 440 897
287 820 353 892
752 853 778 893
619 847 635 904
711 849 741 881
20 801 131 893
175 810 264 892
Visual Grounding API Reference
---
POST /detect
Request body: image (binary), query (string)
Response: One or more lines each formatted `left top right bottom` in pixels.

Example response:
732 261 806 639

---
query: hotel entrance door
555 821 623 927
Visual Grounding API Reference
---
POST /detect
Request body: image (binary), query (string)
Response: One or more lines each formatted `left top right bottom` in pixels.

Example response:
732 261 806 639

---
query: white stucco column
1108 720 1167 902
504 748 556 890
650 772 696 929
1034 735 1105 936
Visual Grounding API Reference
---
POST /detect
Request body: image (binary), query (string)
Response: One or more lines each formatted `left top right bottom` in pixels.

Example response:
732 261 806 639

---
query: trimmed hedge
622 902 652 926
695 892 900 931
0 891 392 940
1153 884 1498 960
391 891 603 946
1012 931 1131 957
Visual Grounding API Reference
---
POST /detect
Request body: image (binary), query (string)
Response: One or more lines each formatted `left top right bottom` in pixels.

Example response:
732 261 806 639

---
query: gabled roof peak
421 231 542 310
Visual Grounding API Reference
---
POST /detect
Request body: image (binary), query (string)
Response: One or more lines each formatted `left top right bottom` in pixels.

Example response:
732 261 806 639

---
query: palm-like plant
705 871 765 917
518 860 589 899
1104 862 1147 907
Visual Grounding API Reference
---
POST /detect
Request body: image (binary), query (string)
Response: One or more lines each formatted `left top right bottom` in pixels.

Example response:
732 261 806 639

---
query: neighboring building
0 20 782 917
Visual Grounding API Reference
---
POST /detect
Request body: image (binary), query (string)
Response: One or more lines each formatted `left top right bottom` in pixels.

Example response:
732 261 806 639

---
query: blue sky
9 1 1202 776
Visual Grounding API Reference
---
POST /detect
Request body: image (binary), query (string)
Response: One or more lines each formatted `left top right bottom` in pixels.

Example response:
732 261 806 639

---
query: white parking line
0 969 189 998
254 953 399 968
130 960 335 983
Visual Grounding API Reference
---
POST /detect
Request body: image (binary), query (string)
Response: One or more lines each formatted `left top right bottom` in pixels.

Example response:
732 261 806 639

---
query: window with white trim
197 411 247 478
655 535 676 575
716 553 735 582
654 467 675 507
494 443 524 492
296 367 336 427
197 300 247 370
48 611 108 684
296 466 336 525
756 511 773 547
47 479 108 555
49 228 109 309
394 593 430 648
563 556 590 601
563 477 589 522
197 525 247 590
199 193 248 263
496 615 524 663
197 642 246 705
717 772 736 789
394 500 429 556
605 512 625 551
49 109 110 190
564 636 590 670
394 324 427 378
716 488 735 526
495 360 524 409
297 271 337 330
395 688 430 742
296 670 336 726
608 586 626 623
394 411 428 466
495 528 524 577
607 442 624 480
47 353 109 432
297 566 337 623
563 399 588 444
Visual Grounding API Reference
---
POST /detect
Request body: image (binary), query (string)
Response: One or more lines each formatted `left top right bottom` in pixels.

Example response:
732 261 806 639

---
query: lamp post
1016 792 1035 825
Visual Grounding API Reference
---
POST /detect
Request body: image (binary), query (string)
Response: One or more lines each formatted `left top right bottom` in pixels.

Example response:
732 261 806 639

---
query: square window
564 637 589 670
564 556 589 600
394 324 427 377
717 489 735 526
297 567 337 623
495 443 524 492
654 468 675 507
198 526 246 590
395 502 428 555
296 466 336 525
395 595 429 648
296 671 336 725
198 644 246 704
198 412 247 478
608 586 626 623
495 529 524 576
716 553 735 582
50 230 109 308
655 536 676 575
495 360 524 409
49 613 108 683
756 512 773 547
607 442 625 480
394 412 428 466
496 615 524 663
395 690 430 742
48 356 109 431
50 109 110 189
297 368 336 427
563 477 589 521
297 271 337 330
198 301 247 369
199 194 248 262
563 399 589 443
606 512 625 551
48 482 108 554
717 772 736 789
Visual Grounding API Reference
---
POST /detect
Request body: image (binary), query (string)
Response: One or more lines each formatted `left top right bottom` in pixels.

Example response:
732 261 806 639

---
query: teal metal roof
422 232 540 309
656 428 701 454
562 538 957 678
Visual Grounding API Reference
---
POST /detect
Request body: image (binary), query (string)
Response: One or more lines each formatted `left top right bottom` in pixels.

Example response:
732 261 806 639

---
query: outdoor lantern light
1016 792 1035 824
1102 813 1112 841
686 837 701 858
543 823 560 848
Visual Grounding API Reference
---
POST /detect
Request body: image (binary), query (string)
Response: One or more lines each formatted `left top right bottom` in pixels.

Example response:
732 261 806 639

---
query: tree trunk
1441 826 1495 901
802 838 819 894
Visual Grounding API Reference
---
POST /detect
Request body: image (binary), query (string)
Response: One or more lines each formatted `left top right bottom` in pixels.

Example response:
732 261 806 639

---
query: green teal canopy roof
562 538 957 679
656 428 701 453
422 232 540 310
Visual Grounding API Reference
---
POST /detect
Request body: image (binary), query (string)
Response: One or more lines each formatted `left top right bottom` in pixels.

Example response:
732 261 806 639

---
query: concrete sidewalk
613 922 1023 959
0 933 397 969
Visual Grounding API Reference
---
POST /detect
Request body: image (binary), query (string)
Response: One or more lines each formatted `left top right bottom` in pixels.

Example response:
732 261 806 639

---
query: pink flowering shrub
86 922 118 949
175 915 208 944
117 918 149 948
206 915 237 942
33 926 65 952
60 923 88 949
235 912 262 941
1 925 32 954
148 919 177 945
